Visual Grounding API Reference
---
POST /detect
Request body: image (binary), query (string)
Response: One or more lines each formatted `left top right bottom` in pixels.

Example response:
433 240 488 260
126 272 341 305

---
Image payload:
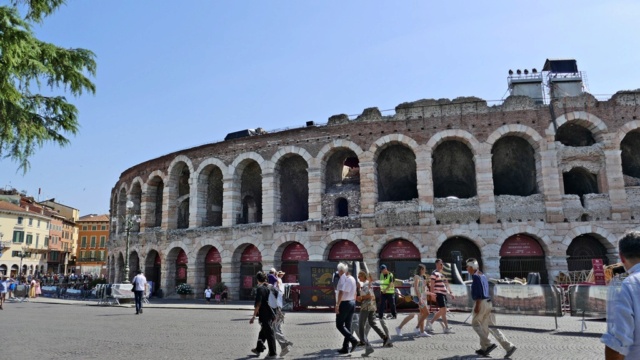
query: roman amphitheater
108 59 640 299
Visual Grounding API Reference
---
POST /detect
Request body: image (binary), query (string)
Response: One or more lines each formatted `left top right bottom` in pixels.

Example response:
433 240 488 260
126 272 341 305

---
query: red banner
205 247 222 263
241 245 262 262
592 259 606 285
243 275 253 288
176 250 188 265
500 235 544 257
380 239 421 259
328 240 362 261
282 243 309 261
207 274 218 287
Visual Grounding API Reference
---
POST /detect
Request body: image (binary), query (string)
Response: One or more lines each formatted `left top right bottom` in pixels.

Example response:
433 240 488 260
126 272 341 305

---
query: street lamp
114 200 140 284
13 245 31 279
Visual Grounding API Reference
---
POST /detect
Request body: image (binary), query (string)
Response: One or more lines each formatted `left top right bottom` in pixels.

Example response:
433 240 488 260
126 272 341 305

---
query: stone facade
108 84 640 299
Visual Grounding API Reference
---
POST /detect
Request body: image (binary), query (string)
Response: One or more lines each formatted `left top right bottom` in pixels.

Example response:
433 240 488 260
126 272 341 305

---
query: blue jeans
336 300 357 350
134 290 143 313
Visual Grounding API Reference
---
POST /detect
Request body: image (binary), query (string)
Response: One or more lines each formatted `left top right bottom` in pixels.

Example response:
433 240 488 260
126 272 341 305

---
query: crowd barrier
95 283 149 305
567 284 612 332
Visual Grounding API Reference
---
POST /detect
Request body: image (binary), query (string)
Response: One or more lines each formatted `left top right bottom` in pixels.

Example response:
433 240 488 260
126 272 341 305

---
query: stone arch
498 225 553 255
321 145 362 194
434 230 488 251
143 171 165 229
270 146 315 169
618 122 640 182
271 233 313 257
614 120 640 148
317 140 365 166
560 225 617 251
320 231 365 260
164 245 189 294
194 158 227 227
274 152 309 222
436 235 484 273
431 139 477 198
563 167 599 203
230 153 266 225
232 241 265 300
230 152 267 177
129 178 143 232
144 249 162 295
115 187 127 234
371 231 423 260
547 111 608 143
488 127 542 196
486 124 543 149
167 159 193 229
372 139 418 202
425 129 482 156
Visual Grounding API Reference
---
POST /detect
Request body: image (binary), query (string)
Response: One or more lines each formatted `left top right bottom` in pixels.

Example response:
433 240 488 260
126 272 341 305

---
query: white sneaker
420 331 432 337
280 346 289 357
395 327 403 336
425 322 433 332
414 327 420 334
444 327 455 334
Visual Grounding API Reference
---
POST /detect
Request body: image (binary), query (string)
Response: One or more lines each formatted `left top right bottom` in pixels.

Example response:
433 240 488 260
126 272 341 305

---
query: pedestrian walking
204 286 213 303
249 271 277 359
35 280 41 297
378 265 396 319
0 275 7 309
131 270 147 315
357 270 391 356
602 231 640 360
395 267 431 337
467 258 517 358
427 259 455 334
335 262 359 354
29 278 36 298
273 270 294 357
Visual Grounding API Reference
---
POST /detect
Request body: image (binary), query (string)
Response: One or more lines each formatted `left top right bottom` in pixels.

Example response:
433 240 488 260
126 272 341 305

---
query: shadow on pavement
297 321 334 326
553 331 602 338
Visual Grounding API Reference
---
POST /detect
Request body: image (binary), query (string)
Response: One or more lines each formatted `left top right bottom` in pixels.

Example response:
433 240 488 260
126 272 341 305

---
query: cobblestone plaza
2 299 605 359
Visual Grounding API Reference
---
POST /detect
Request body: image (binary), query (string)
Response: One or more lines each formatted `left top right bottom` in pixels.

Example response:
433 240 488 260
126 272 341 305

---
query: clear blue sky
1 0 639 215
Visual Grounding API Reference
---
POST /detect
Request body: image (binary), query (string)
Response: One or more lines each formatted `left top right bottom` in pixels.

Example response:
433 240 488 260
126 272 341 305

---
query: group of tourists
0 275 45 309
249 268 294 359
331 259 517 358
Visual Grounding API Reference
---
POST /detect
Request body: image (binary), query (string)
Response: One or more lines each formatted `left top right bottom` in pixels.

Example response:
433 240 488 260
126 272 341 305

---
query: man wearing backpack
272 270 294 357
249 272 277 359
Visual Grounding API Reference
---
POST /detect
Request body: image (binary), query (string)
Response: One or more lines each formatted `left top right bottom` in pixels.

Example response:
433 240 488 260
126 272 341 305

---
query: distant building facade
108 59 640 299
76 214 110 276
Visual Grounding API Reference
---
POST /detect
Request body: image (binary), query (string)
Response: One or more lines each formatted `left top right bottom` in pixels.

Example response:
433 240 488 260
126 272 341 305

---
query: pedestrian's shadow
439 356 504 360
302 348 357 358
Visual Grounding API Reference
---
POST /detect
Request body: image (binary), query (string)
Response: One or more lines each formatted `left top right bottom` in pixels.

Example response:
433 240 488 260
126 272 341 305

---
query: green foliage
176 283 193 295
0 0 96 171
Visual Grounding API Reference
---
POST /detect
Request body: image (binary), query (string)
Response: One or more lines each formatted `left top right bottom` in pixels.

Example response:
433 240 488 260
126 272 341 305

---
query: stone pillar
546 255 569 284
262 171 277 224
475 147 496 223
603 147 631 220
308 167 322 220
221 260 236 301
187 264 199 298
483 256 501 280
222 175 237 227
417 149 435 226
358 160 377 228
540 139 564 223
161 181 176 231
191 175 205 227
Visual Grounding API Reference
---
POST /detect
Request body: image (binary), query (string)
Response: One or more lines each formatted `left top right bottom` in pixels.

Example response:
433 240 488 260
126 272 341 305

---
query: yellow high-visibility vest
380 273 395 294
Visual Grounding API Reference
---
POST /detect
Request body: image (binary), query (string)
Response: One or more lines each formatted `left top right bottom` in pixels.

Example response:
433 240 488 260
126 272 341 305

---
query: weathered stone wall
108 89 640 297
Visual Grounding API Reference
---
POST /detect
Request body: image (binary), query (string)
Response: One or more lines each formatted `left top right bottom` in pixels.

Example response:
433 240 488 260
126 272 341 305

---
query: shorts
436 293 448 308
413 295 427 309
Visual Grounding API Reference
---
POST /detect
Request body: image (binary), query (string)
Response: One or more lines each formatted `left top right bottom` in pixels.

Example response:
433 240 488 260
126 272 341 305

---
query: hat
277 271 285 276
380 264 387 270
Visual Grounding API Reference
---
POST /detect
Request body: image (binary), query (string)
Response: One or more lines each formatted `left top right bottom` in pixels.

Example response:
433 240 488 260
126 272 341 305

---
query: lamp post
14 245 31 280
117 200 140 284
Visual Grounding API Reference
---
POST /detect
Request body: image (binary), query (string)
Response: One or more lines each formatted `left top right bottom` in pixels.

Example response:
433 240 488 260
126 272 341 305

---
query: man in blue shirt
466 258 516 358
602 231 640 360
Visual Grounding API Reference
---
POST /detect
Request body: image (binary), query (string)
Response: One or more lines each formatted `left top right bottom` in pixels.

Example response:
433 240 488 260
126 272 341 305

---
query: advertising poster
492 285 561 316
297 261 338 307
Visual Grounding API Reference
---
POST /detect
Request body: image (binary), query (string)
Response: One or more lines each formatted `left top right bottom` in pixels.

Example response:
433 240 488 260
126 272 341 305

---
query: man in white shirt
335 262 359 354
272 271 294 357
131 270 147 315
602 231 640 360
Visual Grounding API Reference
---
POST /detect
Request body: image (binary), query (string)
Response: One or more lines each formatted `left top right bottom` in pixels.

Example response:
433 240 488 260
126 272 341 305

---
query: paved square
0 299 604 359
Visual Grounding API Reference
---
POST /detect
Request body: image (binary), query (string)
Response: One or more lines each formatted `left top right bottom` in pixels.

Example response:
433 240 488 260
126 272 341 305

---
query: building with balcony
0 200 51 277
108 59 640 299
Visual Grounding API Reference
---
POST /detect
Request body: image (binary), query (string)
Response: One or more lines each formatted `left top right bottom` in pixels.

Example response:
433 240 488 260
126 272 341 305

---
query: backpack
267 284 280 309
